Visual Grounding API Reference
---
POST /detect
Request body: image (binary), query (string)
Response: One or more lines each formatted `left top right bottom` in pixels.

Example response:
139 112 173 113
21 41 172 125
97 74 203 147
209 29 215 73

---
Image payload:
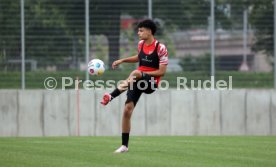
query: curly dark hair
137 19 157 35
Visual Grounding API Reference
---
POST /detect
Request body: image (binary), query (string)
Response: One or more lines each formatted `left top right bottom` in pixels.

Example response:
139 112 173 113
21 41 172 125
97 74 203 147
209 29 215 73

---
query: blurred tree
249 0 273 56
25 0 72 61
153 0 211 30
1 0 273 68
125 0 232 30
0 0 74 66
0 0 20 61
66 0 124 68
219 0 273 56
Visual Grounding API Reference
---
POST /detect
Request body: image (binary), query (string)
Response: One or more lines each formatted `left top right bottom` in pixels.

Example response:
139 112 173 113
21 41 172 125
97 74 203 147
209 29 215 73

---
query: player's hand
112 60 123 69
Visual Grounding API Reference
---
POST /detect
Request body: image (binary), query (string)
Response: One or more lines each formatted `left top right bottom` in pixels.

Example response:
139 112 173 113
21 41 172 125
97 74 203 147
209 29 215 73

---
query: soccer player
101 19 168 153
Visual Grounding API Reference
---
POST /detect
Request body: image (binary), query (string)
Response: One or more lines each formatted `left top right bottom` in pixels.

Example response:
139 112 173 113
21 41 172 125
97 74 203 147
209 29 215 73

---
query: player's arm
144 43 168 77
143 64 167 77
112 55 138 69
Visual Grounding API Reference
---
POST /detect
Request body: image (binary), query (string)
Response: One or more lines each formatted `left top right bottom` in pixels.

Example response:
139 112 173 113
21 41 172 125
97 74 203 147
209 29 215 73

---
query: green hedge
0 70 273 89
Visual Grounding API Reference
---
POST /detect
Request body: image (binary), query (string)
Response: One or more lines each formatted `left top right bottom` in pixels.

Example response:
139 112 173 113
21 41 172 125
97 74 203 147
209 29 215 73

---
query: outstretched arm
112 55 138 69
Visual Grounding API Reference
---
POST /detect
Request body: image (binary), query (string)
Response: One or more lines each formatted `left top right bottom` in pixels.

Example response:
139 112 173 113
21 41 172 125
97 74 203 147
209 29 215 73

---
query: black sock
122 133 129 147
110 88 121 100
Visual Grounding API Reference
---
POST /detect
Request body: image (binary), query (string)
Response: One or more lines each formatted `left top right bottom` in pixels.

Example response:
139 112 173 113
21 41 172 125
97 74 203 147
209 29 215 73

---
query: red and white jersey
137 39 168 85
137 39 169 65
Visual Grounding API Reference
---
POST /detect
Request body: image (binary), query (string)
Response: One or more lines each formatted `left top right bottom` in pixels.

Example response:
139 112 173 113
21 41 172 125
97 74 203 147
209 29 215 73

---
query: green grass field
0 136 275 167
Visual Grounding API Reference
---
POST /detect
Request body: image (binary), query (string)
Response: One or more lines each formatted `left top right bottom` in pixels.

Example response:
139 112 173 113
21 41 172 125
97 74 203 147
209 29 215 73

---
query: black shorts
126 73 157 106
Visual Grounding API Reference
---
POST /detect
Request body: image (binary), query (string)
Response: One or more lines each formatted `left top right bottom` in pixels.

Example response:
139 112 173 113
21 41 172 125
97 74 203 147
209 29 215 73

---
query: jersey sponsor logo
141 56 153 63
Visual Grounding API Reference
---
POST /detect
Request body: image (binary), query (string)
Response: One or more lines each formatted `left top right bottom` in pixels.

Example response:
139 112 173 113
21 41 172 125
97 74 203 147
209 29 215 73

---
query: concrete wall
0 89 275 137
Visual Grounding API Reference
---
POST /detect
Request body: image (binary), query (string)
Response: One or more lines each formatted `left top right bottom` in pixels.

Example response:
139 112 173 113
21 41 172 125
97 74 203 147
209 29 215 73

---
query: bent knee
130 70 142 79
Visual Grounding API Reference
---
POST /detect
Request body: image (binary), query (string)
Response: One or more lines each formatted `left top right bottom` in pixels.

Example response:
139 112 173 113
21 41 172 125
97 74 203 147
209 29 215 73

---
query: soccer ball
87 59 105 76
